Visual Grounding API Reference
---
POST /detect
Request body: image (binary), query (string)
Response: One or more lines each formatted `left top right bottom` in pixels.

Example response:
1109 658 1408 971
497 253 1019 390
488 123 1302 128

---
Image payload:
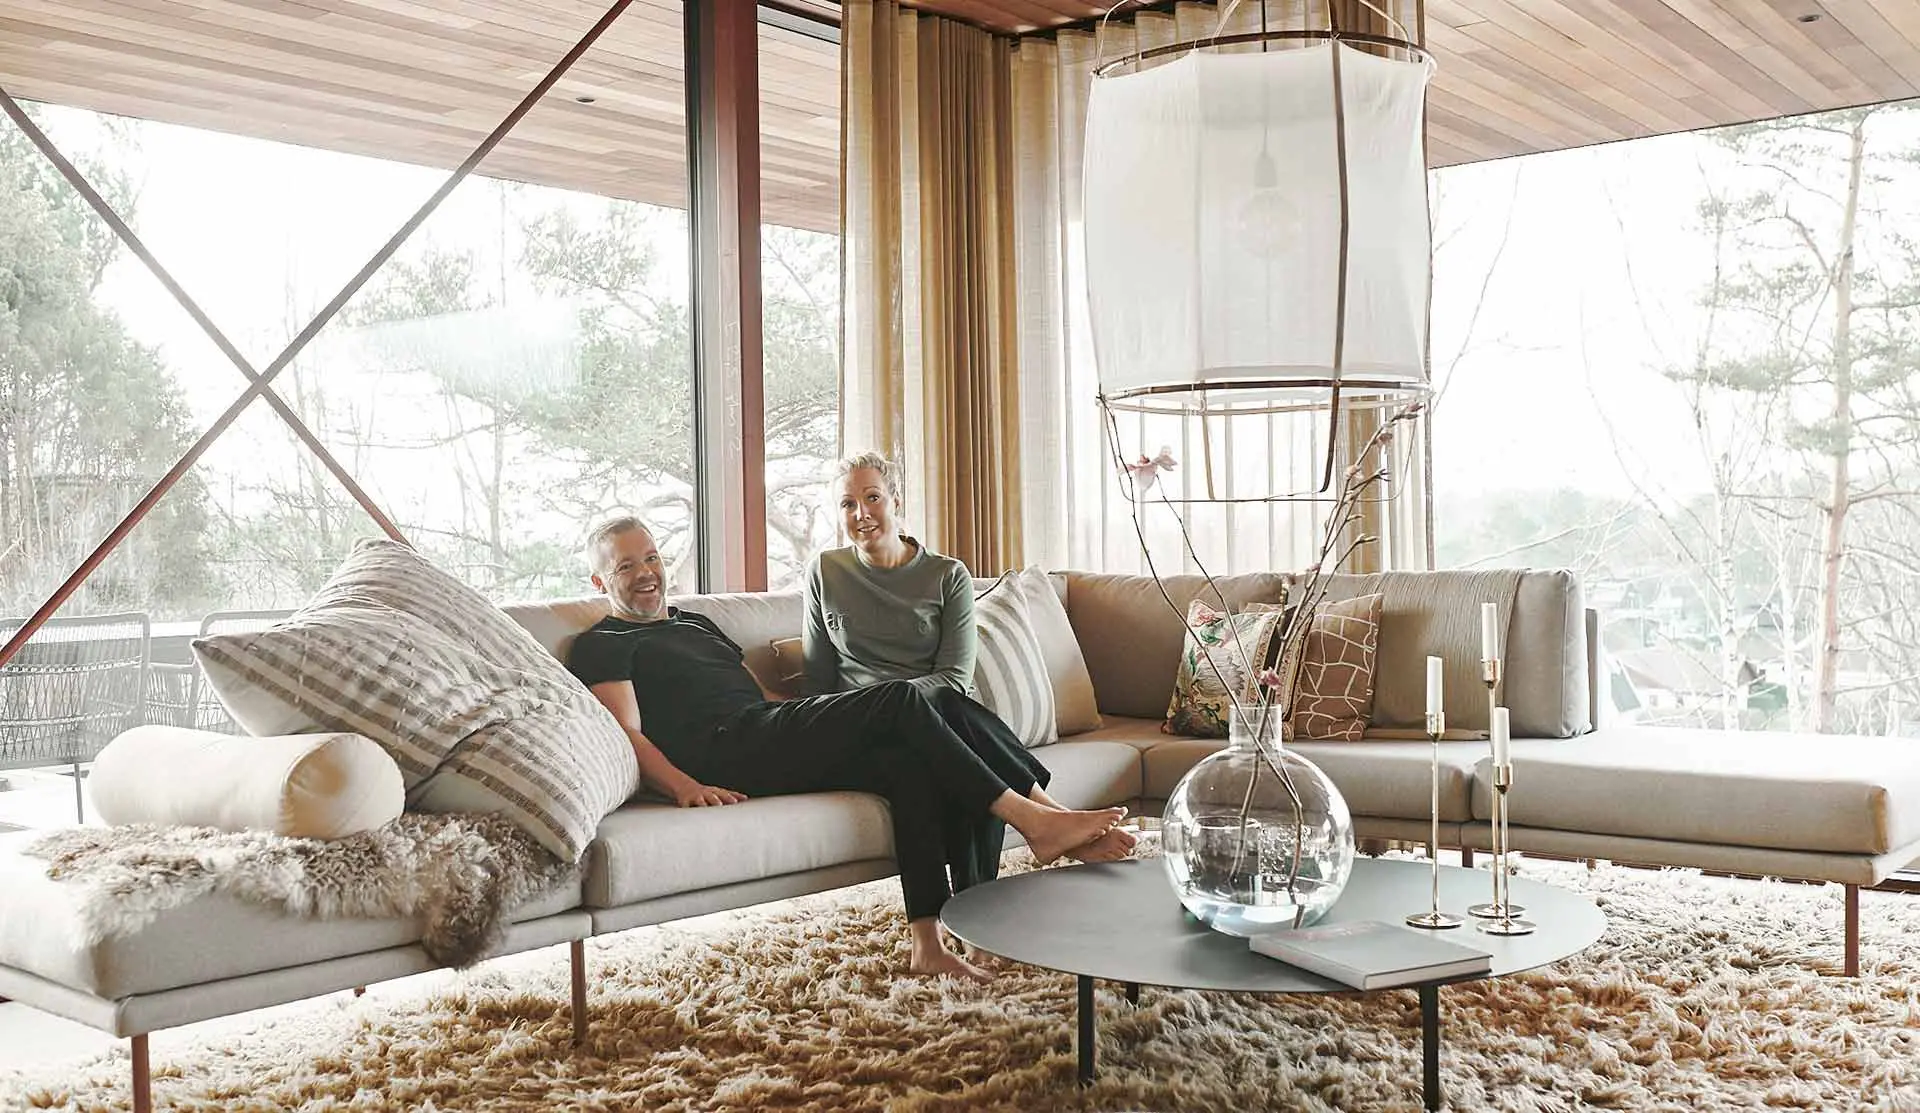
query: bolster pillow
91 726 405 839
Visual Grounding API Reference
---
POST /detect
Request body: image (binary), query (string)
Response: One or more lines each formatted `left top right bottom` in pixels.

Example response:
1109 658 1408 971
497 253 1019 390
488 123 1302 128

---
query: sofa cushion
584 793 895 907
193 539 639 861
973 581 1056 747
1006 567 1102 736
1163 599 1287 737
1480 728 1920 856
90 726 404 839
1030 739 1144 808
1317 568 1589 739
501 590 804 696
0 830 579 999
1289 740 1482 823
1064 571 1289 721
1291 592 1383 741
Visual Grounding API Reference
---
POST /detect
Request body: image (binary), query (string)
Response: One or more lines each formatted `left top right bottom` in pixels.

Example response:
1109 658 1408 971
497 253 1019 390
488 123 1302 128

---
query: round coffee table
941 857 1605 1111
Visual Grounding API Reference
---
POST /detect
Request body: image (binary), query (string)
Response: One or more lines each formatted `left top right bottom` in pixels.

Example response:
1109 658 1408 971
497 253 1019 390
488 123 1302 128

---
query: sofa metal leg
1460 846 1474 869
570 939 588 1046
1844 884 1860 977
131 1034 151 1113
352 986 366 997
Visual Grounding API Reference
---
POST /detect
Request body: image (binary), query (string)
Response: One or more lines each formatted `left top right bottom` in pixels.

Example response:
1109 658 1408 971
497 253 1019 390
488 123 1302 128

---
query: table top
941 857 1606 993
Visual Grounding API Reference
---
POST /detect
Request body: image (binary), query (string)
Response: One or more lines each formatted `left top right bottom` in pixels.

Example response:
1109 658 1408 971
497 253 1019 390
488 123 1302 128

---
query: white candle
1481 602 1500 663
1426 656 1444 716
1492 706 1511 767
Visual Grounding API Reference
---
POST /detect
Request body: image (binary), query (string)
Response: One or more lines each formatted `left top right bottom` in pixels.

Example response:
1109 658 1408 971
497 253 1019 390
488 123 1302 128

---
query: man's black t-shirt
567 608 765 754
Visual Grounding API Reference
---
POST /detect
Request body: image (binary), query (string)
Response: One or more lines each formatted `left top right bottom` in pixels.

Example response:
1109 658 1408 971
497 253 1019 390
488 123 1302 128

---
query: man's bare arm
588 680 747 807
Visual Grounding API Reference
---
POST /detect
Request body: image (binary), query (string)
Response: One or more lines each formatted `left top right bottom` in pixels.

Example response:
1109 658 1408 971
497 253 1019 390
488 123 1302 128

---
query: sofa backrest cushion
500 589 805 695
193 539 641 861
1314 568 1590 738
1063 571 1290 720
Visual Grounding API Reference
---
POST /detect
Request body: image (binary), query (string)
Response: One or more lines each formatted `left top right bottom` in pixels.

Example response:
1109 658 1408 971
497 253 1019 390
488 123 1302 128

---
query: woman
803 454 1135 896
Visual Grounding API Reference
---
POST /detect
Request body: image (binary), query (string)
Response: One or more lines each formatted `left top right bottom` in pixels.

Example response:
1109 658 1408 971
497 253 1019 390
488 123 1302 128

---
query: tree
0 113 215 619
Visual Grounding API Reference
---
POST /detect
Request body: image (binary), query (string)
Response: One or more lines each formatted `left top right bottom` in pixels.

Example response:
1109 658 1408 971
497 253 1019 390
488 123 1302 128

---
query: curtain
842 0 1023 575
1009 0 1434 577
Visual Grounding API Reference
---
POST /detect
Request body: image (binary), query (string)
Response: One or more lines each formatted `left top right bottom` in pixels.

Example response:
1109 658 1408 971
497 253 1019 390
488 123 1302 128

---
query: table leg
1420 984 1441 1111
1124 981 1140 1005
1077 974 1095 1086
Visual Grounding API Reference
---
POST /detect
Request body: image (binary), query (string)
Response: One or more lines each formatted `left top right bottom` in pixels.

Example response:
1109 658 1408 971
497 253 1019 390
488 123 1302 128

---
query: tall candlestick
1426 655 1444 717
1481 602 1500 664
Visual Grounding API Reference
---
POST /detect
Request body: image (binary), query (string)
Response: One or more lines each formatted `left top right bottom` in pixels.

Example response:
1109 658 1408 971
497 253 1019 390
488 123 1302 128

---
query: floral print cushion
1162 598 1287 737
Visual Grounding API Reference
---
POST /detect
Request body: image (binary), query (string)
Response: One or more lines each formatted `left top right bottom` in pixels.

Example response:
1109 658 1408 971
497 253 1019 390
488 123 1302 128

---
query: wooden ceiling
0 0 1910 227
912 0 1920 166
0 0 841 233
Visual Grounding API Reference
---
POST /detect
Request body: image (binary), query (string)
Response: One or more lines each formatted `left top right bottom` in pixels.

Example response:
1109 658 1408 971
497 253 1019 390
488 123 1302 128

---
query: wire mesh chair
0 612 151 822
145 609 293 735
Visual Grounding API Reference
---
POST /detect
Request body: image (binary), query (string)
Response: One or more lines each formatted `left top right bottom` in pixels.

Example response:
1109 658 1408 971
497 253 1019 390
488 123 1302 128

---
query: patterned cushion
1291 592 1384 741
192 539 639 861
972 582 1057 748
1163 598 1287 738
1007 566 1103 736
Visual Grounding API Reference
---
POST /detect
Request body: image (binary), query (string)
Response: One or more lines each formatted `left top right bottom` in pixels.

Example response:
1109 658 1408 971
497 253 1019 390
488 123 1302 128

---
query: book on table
1248 920 1493 990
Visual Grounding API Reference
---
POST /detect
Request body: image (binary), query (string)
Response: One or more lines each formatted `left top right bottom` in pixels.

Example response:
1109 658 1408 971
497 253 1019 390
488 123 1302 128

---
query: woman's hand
668 778 748 807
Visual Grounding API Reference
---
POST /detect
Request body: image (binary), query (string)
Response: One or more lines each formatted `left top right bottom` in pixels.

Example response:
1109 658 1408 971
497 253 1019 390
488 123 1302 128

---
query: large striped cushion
192 538 639 861
972 583 1056 748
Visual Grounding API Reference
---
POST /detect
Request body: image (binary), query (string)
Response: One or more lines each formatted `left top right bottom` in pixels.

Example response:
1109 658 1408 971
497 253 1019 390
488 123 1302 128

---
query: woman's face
838 467 900 547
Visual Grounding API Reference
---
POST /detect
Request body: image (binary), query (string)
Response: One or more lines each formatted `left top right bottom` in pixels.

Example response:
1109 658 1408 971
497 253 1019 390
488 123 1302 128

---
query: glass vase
1162 705 1356 935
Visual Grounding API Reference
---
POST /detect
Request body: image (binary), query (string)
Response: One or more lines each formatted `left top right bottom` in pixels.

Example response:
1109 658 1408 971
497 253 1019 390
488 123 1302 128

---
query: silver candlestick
1469 657 1526 920
1476 762 1536 936
1406 710 1464 930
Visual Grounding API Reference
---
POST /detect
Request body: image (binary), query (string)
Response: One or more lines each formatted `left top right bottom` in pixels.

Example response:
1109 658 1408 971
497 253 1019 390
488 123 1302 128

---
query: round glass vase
1161 705 1357 936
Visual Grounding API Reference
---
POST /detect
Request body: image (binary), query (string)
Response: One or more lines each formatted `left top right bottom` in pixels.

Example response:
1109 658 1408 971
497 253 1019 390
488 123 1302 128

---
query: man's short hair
583 514 652 573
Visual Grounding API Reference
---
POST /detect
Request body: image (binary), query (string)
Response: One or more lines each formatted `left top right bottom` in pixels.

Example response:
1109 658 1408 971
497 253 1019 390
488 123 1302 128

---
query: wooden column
686 0 768 593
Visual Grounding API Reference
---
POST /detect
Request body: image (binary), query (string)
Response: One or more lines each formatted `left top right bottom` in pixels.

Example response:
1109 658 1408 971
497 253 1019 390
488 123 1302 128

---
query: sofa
2 567 1919 1111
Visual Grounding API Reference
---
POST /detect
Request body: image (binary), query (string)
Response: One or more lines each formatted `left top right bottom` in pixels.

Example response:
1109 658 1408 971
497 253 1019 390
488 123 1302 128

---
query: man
568 515 1127 982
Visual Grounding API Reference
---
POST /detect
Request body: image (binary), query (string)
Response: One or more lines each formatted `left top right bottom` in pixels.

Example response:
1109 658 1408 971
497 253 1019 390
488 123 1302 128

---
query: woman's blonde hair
834 451 902 503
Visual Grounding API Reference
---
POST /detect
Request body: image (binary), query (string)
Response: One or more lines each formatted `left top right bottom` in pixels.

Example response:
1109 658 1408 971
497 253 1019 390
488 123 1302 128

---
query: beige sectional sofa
1 567 1917 1110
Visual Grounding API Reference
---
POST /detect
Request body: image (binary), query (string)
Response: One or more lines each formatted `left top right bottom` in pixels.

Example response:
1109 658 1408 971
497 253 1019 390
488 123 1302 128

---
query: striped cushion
192 539 639 861
972 584 1056 748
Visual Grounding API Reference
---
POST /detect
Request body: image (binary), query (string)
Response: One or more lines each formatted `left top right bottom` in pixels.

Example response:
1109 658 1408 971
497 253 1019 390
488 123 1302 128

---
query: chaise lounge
1 566 1916 1110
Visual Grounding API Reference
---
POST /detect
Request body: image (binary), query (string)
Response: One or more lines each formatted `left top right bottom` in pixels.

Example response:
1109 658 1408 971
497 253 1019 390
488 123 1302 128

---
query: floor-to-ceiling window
0 2 839 822
1431 103 1920 737
758 14 843 591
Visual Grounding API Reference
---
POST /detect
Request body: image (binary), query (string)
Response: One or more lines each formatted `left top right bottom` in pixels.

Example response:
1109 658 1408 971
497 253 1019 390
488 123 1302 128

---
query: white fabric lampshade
1083 42 1432 406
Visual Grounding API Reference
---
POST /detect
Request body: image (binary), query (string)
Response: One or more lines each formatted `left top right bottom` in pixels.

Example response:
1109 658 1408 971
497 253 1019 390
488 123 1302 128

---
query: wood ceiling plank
1606 0 1820 116
1421 20 1632 142
1772 0 1918 98
1657 0 1854 107
1434 0 1719 131
1428 8 1692 136
1551 0 1776 118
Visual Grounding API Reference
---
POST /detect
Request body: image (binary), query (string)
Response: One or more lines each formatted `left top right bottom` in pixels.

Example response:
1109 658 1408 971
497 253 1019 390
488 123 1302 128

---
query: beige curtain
1008 0 1434 576
842 0 1023 575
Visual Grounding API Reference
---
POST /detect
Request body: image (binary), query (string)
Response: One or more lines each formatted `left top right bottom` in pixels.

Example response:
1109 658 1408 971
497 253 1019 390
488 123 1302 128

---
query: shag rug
24 814 573 968
5 855 1920 1112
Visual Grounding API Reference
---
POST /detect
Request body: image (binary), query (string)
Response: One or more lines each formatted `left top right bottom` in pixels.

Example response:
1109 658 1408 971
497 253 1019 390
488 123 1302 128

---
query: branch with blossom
1100 398 1425 923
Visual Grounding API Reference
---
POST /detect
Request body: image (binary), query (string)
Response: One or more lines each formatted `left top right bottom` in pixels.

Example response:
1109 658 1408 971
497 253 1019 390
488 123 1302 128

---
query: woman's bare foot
910 945 995 983
1067 825 1139 863
1021 805 1128 864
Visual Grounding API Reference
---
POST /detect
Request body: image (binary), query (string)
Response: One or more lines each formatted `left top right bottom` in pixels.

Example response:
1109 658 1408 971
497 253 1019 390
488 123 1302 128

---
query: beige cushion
90 726 403 839
584 793 895 907
193 539 639 861
1288 739 1482 822
1029 739 1144 808
1065 570 1289 720
1316 569 1588 738
1163 598 1286 737
973 582 1056 747
1007 567 1102 735
1480 728 1920 856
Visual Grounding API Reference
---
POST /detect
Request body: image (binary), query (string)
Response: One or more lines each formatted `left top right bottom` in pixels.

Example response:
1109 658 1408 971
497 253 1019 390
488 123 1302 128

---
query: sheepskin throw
25 813 575 968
